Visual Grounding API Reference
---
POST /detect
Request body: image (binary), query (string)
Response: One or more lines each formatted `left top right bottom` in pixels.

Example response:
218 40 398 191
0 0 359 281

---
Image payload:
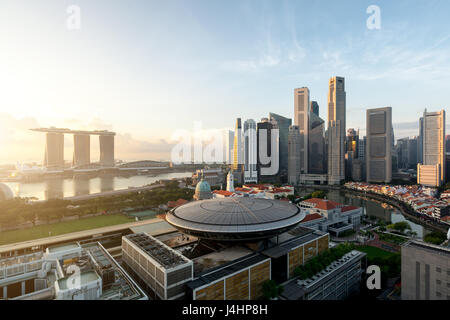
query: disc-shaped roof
165 197 305 239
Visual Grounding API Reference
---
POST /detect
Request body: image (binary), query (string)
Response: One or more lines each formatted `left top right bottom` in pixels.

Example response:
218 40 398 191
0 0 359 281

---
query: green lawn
0 214 134 246
356 245 395 259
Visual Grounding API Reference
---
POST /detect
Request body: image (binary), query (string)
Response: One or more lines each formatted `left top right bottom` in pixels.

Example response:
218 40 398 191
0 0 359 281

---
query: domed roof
166 197 305 241
0 183 14 201
195 178 211 193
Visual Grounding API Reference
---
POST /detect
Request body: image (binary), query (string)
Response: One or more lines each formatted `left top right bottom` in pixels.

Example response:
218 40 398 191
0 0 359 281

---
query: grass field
0 214 134 246
356 245 395 259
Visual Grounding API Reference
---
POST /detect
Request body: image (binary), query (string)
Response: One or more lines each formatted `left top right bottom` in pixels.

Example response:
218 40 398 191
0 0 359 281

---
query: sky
0 0 449 164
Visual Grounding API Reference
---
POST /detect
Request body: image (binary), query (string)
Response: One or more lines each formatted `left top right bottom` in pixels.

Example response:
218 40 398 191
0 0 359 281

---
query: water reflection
100 176 114 193
4 172 193 201
45 179 63 200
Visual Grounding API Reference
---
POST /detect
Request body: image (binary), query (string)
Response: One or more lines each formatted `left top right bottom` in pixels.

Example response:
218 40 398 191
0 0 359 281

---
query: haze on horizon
0 0 449 165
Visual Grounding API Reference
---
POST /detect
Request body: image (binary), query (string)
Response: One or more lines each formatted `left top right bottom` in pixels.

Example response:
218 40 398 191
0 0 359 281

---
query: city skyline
1 0 450 164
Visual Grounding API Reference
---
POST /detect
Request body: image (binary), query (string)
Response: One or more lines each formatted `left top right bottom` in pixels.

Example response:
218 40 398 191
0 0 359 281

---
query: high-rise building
327 77 346 184
366 107 392 183
446 135 450 153
417 164 442 187
44 132 65 169
73 134 90 167
294 87 310 174
401 240 450 300
397 137 409 169
359 136 366 161
257 118 279 180
420 109 446 185
418 117 424 163
269 113 292 176
225 130 234 165
232 118 243 171
288 125 302 185
310 101 319 117
346 128 359 154
397 137 418 169
327 121 344 184
308 112 326 174
243 119 258 184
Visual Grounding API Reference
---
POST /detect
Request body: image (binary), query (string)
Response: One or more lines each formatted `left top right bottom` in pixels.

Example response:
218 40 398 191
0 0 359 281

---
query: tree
262 280 283 299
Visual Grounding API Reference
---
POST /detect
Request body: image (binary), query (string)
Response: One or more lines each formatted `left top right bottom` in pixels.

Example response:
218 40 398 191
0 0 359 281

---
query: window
436 267 441 273
436 280 441 285
436 292 441 297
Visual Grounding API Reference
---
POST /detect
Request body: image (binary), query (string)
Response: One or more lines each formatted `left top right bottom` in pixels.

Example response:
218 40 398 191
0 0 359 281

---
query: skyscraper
327 121 344 184
327 77 346 184
294 87 310 174
288 125 302 185
366 107 392 183
346 128 359 154
418 109 446 186
418 117 424 164
243 119 258 184
358 136 366 161
310 101 319 117
269 113 292 176
225 130 234 165
308 112 326 174
257 118 279 180
232 118 243 171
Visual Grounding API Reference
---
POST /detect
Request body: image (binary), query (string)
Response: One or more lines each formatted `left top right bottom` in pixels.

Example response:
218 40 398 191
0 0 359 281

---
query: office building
366 107 392 183
243 119 258 184
225 130 234 165
401 240 450 300
359 137 366 161
420 109 446 185
417 164 442 187
122 233 194 300
310 101 319 117
327 77 346 184
327 121 344 185
269 113 292 175
309 112 326 174
232 118 243 172
288 125 302 185
280 250 366 300
346 128 359 154
294 87 310 174
418 117 424 164
257 118 279 180
0 242 147 300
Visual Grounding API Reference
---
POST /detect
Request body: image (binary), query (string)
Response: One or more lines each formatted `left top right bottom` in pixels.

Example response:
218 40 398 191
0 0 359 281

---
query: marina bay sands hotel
31 128 116 169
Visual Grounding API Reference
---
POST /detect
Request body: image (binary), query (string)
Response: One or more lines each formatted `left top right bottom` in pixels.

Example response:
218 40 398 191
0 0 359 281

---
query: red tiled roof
303 198 341 210
341 205 359 213
212 190 234 196
302 213 323 222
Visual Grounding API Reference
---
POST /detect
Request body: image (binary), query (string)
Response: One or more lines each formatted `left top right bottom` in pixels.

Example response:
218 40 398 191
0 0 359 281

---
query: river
3 172 193 201
298 187 433 239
